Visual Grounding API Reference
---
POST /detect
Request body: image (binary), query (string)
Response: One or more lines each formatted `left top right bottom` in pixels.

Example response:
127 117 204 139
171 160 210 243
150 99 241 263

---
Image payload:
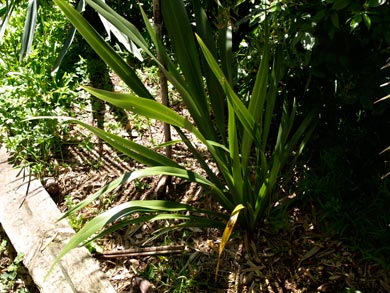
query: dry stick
96 245 188 258
153 0 172 197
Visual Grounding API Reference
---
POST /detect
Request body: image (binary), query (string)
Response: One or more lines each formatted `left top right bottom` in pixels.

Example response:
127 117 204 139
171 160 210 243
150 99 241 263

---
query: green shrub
0 3 86 176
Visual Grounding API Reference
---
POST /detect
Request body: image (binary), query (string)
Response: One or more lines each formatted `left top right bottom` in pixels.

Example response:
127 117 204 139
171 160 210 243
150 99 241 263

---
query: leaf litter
46 120 390 292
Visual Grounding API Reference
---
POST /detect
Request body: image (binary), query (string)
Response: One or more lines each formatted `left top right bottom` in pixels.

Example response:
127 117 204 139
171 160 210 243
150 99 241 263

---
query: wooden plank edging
0 148 116 293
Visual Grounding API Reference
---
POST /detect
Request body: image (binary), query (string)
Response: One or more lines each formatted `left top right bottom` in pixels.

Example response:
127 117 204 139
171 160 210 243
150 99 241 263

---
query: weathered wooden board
0 148 116 293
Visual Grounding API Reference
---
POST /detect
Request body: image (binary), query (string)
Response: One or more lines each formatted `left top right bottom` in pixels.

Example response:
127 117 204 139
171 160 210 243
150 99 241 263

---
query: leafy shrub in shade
241 0 390 267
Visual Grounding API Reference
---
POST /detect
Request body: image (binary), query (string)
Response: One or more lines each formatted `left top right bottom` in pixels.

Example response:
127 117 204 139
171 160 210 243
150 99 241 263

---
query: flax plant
47 0 316 266
0 0 38 62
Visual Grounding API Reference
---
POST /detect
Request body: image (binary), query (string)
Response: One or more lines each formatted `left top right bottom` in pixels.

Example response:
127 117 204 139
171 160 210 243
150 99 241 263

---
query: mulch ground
1 121 389 292
42 126 389 293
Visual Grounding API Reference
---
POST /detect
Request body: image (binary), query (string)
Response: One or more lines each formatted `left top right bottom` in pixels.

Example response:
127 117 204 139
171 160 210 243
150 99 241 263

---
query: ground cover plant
0 1 88 176
0 226 38 292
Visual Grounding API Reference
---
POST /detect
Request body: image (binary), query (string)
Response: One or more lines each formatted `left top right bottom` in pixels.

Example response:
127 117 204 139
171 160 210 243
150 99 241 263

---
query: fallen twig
94 245 189 258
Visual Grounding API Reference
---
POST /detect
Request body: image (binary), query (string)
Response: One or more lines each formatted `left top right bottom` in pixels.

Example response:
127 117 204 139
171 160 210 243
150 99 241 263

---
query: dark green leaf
140 4 215 140
331 11 339 28
30 115 178 167
313 9 327 23
19 0 38 62
52 0 86 74
332 0 351 10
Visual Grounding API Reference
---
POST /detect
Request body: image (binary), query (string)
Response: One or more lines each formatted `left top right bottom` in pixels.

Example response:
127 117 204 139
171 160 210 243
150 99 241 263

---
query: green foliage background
265 0 390 265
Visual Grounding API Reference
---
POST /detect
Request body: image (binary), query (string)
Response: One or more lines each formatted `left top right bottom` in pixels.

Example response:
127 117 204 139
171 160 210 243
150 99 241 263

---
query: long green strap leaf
83 86 232 187
48 200 203 276
82 86 208 144
59 172 132 220
86 0 152 58
159 0 220 140
31 115 178 167
19 0 38 62
261 49 283 151
228 100 243 204
191 0 227 141
161 0 207 111
53 0 153 99
52 0 86 74
284 110 316 158
93 213 225 245
79 122 177 166
240 33 270 171
196 34 255 140
0 2 15 42
248 29 269 119
219 26 234 85
139 4 207 133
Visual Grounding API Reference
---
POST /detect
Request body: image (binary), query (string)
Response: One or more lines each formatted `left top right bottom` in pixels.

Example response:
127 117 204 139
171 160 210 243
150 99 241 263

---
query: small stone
43 177 60 200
